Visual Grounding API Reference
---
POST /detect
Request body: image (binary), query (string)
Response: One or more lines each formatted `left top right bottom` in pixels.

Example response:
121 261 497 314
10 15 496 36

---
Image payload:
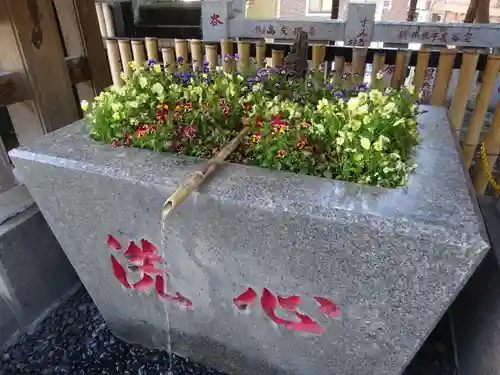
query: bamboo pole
145 38 159 62
118 39 133 76
205 44 218 70
131 40 146 64
95 3 107 37
448 51 479 135
370 52 385 87
237 41 250 72
431 49 456 106
352 49 367 83
102 4 115 38
161 47 176 72
272 50 284 67
161 126 251 221
221 40 234 73
413 48 430 95
472 102 500 195
311 45 326 70
391 51 407 88
175 39 189 72
334 55 345 81
462 55 500 168
106 39 122 87
256 40 266 68
190 40 203 70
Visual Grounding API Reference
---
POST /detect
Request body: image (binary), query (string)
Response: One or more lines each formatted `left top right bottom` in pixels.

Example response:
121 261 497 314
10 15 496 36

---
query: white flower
80 100 89 112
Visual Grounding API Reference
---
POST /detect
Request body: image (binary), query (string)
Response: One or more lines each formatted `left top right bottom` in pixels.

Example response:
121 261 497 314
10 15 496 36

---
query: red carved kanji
234 287 335 335
233 287 258 310
210 14 223 27
106 235 192 308
314 296 340 318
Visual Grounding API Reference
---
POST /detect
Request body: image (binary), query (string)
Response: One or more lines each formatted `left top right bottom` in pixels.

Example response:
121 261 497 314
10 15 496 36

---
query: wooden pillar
0 0 79 145
448 51 479 135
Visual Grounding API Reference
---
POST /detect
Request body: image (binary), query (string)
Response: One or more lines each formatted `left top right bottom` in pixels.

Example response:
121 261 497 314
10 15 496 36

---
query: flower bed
84 58 419 187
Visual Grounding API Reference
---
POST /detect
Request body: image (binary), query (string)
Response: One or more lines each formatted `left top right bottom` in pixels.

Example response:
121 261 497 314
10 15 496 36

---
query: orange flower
276 149 286 159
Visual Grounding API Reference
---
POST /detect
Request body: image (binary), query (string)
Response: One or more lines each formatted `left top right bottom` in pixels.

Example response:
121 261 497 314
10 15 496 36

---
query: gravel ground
0 287 457 375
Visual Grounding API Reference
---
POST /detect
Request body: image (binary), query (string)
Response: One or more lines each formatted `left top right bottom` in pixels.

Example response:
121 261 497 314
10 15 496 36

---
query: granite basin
9 105 489 375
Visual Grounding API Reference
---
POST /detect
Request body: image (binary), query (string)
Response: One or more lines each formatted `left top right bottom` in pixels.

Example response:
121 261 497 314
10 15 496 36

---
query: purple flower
223 54 231 63
334 91 344 99
257 68 268 77
177 56 184 63
261 57 267 63
358 82 368 92
341 72 350 80
147 58 157 65
327 84 336 93
234 53 240 62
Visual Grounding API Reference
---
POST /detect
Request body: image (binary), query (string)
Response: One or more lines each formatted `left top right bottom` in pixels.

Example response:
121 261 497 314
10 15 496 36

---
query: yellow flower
153 64 162 73
112 112 121 121
80 100 89 112
376 71 384 80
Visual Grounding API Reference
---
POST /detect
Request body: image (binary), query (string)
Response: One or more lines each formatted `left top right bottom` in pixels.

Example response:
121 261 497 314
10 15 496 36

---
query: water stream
160 219 174 375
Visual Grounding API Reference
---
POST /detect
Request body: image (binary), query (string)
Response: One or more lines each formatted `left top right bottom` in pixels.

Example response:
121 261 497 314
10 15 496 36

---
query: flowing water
160 219 174 375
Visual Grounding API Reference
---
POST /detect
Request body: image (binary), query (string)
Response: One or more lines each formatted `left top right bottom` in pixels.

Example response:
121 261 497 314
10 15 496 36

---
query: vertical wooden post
413 48 430 95
220 40 234 72
72 0 112 94
462 55 500 168
131 40 146 64
448 51 479 136
145 38 159 62
391 51 407 88
370 52 385 87
106 39 122 87
118 39 133 76
334 55 345 81
0 0 79 145
431 49 456 106
174 39 189 72
102 3 115 38
94 2 106 37
472 102 500 195
237 41 250 72
161 47 176 72
205 44 218 70
312 45 326 70
190 40 203 70
256 40 266 68
352 49 367 82
271 50 284 67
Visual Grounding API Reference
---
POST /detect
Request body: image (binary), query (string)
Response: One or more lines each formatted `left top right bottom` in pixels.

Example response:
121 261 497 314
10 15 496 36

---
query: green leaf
360 137 371 150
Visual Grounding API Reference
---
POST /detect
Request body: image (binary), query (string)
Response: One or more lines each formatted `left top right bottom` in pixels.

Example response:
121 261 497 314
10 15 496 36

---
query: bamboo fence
94 3 500 198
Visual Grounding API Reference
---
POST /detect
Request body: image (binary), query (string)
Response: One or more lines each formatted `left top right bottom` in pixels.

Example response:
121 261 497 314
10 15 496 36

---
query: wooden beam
0 72 31 106
1 0 79 145
72 0 112 94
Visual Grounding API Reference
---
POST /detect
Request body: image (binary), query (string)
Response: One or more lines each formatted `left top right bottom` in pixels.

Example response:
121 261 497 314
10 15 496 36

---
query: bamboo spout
161 126 251 221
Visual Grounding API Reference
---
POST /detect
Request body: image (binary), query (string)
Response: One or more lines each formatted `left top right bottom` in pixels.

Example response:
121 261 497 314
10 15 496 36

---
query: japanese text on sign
398 26 473 44
348 17 370 46
254 24 316 38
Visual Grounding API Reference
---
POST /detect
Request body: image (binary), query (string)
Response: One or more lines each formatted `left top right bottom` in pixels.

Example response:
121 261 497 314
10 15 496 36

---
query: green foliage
84 59 420 188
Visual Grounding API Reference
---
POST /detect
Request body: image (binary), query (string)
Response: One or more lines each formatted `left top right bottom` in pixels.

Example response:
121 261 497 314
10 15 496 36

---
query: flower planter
10 105 488 375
